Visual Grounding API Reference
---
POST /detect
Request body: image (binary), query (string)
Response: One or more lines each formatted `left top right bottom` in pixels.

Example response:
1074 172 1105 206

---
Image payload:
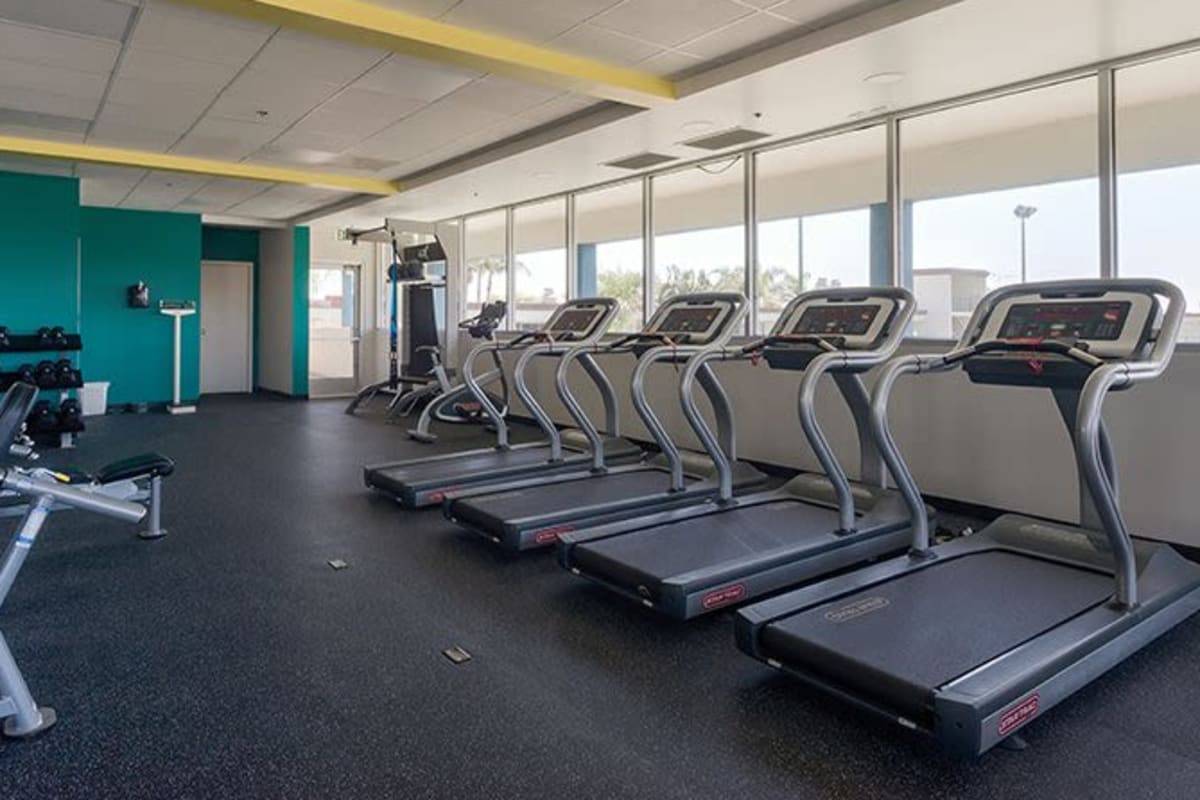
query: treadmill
444 292 768 551
736 278 1200 756
363 298 641 508
559 287 923 619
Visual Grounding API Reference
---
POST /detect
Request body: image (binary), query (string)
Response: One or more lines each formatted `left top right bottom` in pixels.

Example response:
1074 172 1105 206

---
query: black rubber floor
4 395 1200 799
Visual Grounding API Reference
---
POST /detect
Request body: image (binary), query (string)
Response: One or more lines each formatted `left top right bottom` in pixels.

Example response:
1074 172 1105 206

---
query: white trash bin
79 381 110 417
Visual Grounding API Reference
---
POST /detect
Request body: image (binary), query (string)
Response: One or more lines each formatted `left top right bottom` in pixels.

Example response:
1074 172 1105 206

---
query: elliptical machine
403 300 510 443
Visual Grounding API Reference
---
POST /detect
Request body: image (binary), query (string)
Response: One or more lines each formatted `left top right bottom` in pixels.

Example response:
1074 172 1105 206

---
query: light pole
1013 205 1038 283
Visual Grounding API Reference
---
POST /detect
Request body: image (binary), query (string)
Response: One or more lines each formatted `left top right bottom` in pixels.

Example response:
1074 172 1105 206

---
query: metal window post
886 115 903 287
642 175 654 325
565 193 577 298
504 207 516 315
744 152 757 335
1098 66 1119 278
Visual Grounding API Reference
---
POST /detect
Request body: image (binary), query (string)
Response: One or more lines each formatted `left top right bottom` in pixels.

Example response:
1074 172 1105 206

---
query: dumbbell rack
0 330 84 448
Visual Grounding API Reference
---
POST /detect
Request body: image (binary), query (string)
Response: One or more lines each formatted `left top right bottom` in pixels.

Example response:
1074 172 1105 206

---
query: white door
200 260 253 394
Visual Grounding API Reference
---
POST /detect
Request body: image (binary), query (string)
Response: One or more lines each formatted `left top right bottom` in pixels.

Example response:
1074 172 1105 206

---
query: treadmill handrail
870 279 1186 609
680 286 915 513
631 297 749 491
554 343 625 471
461 300 622 451
510 302 621 462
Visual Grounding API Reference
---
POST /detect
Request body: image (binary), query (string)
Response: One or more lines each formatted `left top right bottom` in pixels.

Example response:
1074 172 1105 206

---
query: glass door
309 263 361 397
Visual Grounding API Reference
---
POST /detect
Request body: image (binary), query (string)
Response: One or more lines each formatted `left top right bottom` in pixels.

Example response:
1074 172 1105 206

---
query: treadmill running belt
369 446 554 489
451 468 693 526
759 551 1114 720
574 500 842 589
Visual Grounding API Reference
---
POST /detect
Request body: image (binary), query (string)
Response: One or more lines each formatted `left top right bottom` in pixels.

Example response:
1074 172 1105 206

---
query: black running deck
449 467 695 530
759 551 1114 720
573 500 842 590
366 446 554 494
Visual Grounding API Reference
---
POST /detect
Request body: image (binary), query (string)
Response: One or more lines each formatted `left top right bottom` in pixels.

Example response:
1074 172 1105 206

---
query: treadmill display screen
792 304 880 337
547 308 601 336
657 306 722 336
998 301 1131 341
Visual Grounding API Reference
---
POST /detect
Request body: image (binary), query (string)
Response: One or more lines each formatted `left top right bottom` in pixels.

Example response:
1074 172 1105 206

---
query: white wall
505 344 1200 549
258 228 295 394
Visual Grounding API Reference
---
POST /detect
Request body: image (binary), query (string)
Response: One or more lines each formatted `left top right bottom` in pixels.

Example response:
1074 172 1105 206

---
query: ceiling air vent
681 127 771 151
602 152 679 170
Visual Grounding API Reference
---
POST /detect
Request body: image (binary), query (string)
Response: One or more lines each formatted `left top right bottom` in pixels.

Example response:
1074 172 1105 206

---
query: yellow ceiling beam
167 0 677 107
0 135 400 195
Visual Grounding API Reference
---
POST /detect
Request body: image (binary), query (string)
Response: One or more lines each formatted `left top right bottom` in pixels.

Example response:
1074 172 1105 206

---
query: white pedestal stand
159 305 197 415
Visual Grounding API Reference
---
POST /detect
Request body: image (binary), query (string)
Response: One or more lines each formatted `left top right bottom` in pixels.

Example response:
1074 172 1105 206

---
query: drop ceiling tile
183 178 274 210
0 21 120 73
0 0 134 42
0 86 101 120
306 88 425 133
677 10 798 59
551 23 665 65
122 172 211 209
444 77 565 115
352 101 512 161
591 0 752 48
353 54 479 103
268 128 363 155
0 58 108 103
209 69 345 130
0 108 89 135
636 49 706 78
517 93 599 125
173 116 286 159
128 3 272 66
139 0 275 34
74 163 147 180
92 99 205 134
252 30 388 84
87 122 180 151
105 76 221 111
80 181 137 207
118 48 243 91
440 0 623 42
767 0 888 26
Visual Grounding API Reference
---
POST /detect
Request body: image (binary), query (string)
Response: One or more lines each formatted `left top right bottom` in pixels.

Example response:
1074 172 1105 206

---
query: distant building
912 267 990 339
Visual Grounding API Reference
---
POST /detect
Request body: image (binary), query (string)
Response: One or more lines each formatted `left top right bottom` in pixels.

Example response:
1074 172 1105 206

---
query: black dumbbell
49 326 68 349
55 359 76 387
27 400 54 433
36 327 52 347
0 326 9 351
58 399 82 430
16 363 35 386
34 360 57 389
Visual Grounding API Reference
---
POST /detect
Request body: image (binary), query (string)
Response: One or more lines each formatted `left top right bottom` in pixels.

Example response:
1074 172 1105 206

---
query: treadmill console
764 294 899 371
644 298 736 344
967 289 1159 387
540 299 616 342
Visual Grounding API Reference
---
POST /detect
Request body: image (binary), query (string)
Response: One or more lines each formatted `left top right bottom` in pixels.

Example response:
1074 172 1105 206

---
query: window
652 158 745 320
754 127 886 334
464 210 507 318
575 180 643 331
512 198 567 331
1117 51 1200 341
902 78 1100 339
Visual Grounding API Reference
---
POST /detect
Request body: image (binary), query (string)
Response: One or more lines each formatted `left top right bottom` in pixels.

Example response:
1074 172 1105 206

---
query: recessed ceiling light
863 71 905 85
681 120 715 134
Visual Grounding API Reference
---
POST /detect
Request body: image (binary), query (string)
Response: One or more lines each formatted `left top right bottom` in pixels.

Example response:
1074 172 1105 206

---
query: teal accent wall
291 226 310 396
81 207 202 405
0 173 79 332
202 226 260 383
